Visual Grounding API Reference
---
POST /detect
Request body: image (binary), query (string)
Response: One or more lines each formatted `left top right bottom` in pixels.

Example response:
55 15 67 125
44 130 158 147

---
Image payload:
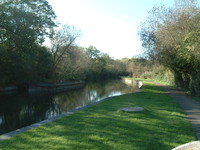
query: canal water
0 80 138 135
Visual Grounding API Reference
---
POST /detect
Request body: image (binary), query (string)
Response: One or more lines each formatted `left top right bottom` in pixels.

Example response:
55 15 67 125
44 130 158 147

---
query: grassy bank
0 81 196 150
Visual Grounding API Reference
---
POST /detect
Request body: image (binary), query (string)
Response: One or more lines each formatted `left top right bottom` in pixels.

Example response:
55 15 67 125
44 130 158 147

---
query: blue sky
47 0 175 59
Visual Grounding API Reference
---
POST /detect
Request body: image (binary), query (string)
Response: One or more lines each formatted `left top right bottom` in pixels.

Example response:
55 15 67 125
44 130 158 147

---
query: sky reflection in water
0 80 138 135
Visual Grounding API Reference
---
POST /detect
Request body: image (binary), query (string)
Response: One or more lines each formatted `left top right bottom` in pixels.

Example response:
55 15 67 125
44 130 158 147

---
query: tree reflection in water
0 80 138 135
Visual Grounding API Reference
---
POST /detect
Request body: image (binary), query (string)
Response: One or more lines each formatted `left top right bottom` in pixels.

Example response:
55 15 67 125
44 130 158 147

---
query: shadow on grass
0 82 196 150
3 117 168 150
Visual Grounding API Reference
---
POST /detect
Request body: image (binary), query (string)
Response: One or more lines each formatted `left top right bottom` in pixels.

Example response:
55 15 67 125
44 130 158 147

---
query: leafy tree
85 46 105 80
50 24 81 77
139 0 200 94
85 46 128 80
86 46 101 59
57 46 89 80
0 0 57 46
0 0 57 85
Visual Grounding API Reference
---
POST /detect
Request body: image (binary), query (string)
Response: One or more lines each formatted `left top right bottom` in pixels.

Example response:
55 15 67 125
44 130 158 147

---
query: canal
0 80 138 135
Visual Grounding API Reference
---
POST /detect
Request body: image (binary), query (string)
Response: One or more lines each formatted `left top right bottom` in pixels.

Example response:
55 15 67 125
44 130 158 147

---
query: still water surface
0 80 137 135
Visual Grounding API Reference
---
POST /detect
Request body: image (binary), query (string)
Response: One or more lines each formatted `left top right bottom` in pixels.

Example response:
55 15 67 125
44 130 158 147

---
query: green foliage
50 24 81 78
55 46 89 80
86 45 101 59
0 0 57 45
0 0 128 87
126 57 175 85
85 46 128 81
0 45 53 86
0 0 57 86
138 0 200 95
0 82 196 149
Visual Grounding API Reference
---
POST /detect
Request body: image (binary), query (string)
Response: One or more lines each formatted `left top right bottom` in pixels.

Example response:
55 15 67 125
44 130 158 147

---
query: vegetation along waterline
2 0 200 97
1 0 200 149
0 81 196 150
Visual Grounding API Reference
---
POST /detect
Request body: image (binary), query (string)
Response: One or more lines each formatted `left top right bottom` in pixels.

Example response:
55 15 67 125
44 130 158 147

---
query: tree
0 0 57 85
0 0 57 46
57 46 89 80
85 46 105 80
139 0 200 94
86 46 101 59
85 46 128 80
50 24 81 76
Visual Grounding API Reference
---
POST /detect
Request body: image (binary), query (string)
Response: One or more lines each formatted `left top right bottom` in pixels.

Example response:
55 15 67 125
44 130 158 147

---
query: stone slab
172 141 200 150
120 106 144 112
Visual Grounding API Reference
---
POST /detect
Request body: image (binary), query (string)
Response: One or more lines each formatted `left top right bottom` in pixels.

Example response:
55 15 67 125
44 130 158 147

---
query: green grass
0 82 196 150
150 77 200 104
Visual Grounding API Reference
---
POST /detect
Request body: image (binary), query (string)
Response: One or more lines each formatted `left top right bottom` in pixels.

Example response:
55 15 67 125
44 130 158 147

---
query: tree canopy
139 0 200 94
0 0 130 88
0 0 57 85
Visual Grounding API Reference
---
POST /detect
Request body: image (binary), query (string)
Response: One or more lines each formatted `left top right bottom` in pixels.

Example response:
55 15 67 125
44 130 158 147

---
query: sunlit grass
0 82 196 150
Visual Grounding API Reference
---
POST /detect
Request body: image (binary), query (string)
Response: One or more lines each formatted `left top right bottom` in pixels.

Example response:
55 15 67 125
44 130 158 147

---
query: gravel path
157 84 200 139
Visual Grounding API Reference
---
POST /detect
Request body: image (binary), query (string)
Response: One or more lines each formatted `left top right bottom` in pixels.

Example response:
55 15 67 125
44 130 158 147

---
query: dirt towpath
155 83 200 139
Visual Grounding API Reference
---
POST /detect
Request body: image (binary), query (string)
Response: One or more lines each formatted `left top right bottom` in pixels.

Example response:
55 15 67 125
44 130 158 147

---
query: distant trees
85 46 128 80
0 0 129 88
48 43 128 81
139 0 200 94
49 25 81 79
55 46 89 80
126 58 148 77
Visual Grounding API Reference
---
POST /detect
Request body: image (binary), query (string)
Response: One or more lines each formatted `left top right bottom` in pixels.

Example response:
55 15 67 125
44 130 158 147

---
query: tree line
2 0 183 92
139 0 200 95
0 0 130 88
